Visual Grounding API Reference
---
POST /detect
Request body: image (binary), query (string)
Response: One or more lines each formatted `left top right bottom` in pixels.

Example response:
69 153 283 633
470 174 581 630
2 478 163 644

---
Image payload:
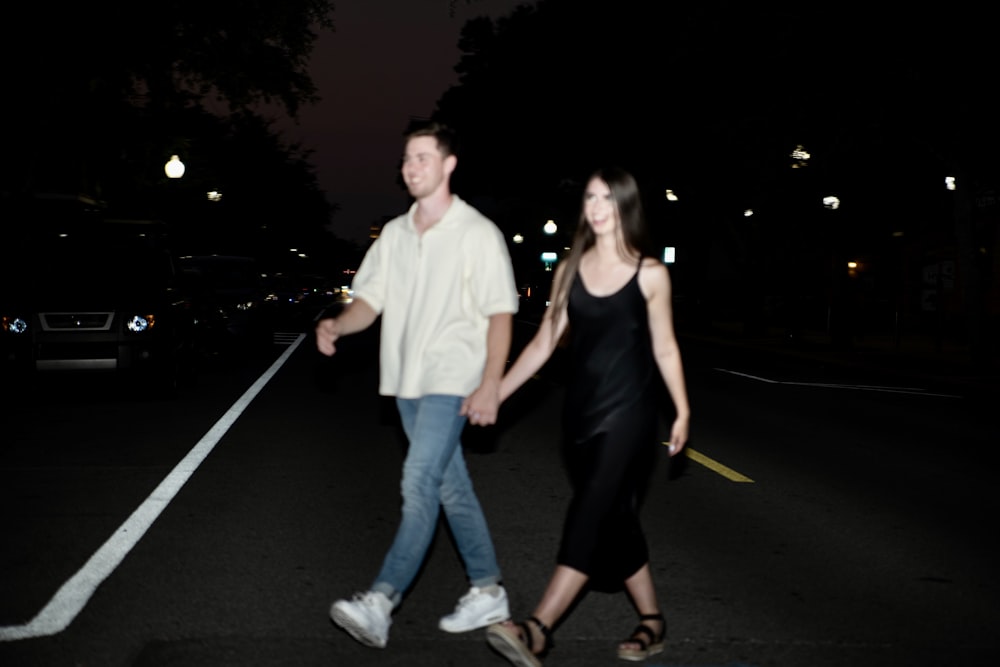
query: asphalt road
1 314 998 667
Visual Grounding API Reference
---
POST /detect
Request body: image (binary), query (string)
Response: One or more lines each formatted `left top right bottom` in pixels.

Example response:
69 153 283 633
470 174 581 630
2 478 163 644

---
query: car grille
39 312 114 331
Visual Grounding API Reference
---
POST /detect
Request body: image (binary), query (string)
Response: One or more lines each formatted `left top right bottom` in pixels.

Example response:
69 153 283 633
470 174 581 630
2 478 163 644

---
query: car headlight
126 314 155 333
2 316 28 334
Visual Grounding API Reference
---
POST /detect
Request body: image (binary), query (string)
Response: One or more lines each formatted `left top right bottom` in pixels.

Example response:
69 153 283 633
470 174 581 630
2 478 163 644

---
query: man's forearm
335 298 379 336
482 312 513 384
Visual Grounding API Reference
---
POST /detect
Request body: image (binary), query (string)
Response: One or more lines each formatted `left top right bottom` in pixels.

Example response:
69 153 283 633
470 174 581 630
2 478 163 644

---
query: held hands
315 318 341 356
461 382 501 426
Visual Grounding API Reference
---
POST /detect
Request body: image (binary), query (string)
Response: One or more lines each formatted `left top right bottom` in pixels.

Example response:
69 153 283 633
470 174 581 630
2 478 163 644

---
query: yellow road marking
666 444 754 483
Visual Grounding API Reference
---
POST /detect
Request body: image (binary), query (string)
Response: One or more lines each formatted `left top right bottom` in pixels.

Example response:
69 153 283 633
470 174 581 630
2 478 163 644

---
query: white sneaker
330 591 392 648
438 585 510 633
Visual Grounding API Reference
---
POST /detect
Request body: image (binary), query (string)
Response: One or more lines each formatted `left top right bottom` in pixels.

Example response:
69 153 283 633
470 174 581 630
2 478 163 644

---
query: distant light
945 176 956 191
744 209 754 217
512 233 524 244
790 144 810 168
662 247 676 264
207 190 222 202
847 261 858 269
540 252 558 262
665 189 678 202
164 155 185 179
543 220 557 235
823 195 840 210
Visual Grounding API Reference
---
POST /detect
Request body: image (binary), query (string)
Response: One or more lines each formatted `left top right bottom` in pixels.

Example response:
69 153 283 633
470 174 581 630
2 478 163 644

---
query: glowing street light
164 155 185 179
543 219 557 235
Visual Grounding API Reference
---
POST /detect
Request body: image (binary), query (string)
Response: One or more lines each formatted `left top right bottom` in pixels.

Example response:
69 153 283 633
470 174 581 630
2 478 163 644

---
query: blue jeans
371 395 502 607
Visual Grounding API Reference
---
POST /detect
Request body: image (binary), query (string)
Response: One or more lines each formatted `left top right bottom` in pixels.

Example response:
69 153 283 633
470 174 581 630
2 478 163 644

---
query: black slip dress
557 262 659 593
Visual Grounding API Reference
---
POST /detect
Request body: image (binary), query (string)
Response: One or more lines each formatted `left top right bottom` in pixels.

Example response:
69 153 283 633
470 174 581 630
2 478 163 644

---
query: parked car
178 254 274 357
0 207 199 396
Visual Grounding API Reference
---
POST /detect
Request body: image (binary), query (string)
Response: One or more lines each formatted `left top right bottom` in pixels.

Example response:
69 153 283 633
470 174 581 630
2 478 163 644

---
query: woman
480 166 691 665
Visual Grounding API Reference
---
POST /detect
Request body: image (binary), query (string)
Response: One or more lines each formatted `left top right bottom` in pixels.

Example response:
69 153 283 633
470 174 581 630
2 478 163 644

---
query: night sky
276 0 532 244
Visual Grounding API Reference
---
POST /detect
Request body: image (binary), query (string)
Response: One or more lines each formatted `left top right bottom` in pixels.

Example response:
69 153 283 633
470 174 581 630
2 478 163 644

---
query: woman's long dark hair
547 166 654 332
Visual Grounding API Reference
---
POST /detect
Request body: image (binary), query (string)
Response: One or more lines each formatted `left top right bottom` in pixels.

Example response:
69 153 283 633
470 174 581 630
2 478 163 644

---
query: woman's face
583 177 619 237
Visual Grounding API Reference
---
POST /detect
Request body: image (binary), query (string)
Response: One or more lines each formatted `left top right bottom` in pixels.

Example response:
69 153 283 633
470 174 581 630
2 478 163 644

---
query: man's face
401 136 455 199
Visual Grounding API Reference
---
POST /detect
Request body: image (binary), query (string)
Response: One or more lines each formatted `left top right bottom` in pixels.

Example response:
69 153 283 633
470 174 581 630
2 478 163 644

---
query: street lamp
543 219 557 235
164 155 185 179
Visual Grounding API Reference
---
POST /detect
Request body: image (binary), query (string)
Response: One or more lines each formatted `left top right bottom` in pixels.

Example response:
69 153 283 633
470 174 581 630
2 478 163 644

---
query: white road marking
272 331 302 346
714 368 962 398
0 334 307 641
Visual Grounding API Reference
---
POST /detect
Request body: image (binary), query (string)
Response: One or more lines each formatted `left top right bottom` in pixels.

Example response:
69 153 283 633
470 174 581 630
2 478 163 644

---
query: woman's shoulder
638 256 668 275
637 256 670 295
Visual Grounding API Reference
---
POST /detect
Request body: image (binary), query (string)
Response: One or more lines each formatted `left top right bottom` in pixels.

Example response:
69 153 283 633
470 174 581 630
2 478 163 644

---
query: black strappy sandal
486 616 553 667
616 612 665 661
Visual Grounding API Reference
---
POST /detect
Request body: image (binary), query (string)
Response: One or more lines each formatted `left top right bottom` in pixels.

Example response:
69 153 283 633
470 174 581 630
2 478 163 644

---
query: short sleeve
467 221 519 317
350 233 388 314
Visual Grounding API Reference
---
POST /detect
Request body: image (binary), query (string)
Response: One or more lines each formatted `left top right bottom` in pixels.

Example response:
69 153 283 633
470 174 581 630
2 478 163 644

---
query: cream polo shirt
350 195 519 398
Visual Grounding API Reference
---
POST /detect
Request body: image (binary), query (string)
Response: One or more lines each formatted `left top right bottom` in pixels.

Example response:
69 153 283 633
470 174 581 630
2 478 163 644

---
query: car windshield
5 221 176 300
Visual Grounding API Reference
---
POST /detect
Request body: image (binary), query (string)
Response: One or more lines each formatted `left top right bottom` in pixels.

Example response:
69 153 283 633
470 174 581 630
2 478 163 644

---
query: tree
432 0 997 359
1 0 334 201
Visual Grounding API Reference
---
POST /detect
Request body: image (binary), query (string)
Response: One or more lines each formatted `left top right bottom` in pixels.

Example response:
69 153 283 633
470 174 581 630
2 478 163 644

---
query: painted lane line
671 445 755 483
0 334 306 642
685 447 756 483
716 369 781 384
714 368 961 398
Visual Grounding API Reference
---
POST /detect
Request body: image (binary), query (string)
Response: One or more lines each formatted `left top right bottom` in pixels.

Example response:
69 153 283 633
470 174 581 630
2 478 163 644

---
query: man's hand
315 318 341 356
461 381 501 426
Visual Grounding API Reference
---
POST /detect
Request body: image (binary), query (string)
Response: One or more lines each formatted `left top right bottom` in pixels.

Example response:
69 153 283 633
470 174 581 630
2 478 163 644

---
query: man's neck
414 192 454 234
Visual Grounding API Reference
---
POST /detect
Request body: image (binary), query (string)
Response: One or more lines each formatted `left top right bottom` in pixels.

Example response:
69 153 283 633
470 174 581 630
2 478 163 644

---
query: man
316 121 518 649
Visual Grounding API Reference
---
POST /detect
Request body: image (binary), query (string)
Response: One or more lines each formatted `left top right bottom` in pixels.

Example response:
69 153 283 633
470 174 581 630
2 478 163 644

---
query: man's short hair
405 120 458 158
